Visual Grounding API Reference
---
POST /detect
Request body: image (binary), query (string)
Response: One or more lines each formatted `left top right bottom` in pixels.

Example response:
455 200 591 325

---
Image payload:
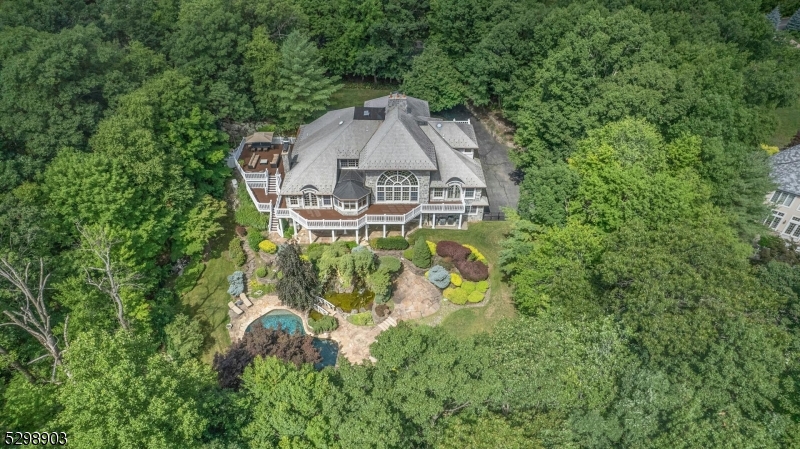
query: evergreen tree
273 30 340 130
788 8 800 31
275 242 319 311
767 6 781 30
412 237 432 268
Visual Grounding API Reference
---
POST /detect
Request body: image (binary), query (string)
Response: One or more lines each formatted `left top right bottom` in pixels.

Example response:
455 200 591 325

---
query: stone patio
227 263 443 364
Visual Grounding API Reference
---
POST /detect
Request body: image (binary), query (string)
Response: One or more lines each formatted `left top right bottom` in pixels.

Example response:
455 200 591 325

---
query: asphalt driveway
439 107 520 214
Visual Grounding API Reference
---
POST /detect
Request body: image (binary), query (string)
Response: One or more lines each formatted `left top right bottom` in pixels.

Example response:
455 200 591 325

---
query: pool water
246 309 304 335
245 309 339 369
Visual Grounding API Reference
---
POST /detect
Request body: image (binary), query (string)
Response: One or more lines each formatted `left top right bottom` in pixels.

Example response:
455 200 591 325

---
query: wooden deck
238 144 285 177
294 203 416 220
251 187 278 206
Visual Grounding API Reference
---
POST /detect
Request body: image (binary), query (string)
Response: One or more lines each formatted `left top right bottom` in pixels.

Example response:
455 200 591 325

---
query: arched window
446 184 461 200
376 171 418 202
303 191 318 207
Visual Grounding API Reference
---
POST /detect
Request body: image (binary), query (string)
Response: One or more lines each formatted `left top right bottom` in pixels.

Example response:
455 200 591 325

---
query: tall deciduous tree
58 331 215 448
0 257 68 382
273 30 340 130
403 43 465 112
244 27 282 117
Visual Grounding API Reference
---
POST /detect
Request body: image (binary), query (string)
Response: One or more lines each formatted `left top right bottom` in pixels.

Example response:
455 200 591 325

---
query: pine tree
767 6 781 29
273 31 341 130
412 237 432 269
788 8 800 31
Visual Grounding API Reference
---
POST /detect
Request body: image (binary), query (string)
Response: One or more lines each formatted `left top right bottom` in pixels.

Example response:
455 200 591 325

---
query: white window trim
288 196 300 207
376 171 419 203
339 159 359 169
765 210 785 229
432 188 444 199
771 190 795 207
784 217 800 237
464 188 475 199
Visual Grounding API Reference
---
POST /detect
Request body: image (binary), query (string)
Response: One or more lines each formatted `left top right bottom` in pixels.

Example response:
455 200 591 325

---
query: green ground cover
409 221 516 338
768 72 800 148
178 211 238 364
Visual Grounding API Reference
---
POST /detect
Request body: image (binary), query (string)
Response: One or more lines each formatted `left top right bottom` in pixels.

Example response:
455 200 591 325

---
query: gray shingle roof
280 95 483 196
428 120 479 149
771 144 800 195
358 106 438 171
364 95 430 117
423 126 486 188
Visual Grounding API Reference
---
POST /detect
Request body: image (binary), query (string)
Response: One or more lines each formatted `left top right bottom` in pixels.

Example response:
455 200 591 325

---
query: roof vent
363 110 370 116
339 121 344 125
436 123 442 128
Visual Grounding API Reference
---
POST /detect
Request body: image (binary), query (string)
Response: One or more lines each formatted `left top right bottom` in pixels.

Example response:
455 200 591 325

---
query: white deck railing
274 201 465 230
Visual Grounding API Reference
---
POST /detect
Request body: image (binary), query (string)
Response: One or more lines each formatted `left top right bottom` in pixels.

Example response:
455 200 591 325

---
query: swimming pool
245 309 339 369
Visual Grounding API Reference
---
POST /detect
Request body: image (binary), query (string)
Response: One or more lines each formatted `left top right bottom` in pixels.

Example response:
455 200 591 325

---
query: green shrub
258 240 277 253
450 272 462 287
476 280 489 293
227 271 245 296
255 266 267 278
228 238 246 266
467 291 485 303
257 124 277 132
427 265 451 289
305 243 327 262
367 268 392 304
378 256 402 274
461 281 476 294
426 240 436 256
413 237 432 268
344 241 358 250
462 244 487 263
445 287 468 305
372 236 409 250
402 248 414 260
235 184 269 229
247 228 263 251
309 315 339 333
175 259 205 295
348 311 374 326
283 225 295 239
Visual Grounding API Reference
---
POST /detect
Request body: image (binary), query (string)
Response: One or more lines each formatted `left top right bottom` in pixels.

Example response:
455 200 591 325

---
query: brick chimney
387 91 408 113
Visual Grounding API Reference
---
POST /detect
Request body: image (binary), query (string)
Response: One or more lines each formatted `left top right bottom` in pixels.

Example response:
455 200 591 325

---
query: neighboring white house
766 144 800 242
231 93 489 242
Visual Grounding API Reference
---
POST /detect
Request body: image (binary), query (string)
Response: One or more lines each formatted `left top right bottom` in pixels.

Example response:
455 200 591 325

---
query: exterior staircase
267 175 278 194
377 316 398 332
268 206 280 234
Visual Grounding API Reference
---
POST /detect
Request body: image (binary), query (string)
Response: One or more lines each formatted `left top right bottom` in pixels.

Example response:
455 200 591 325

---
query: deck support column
331 230 335 242
382 224 386 238
432 214 436 229
309 229 313 244
401 224 405 237
356 227 359 243
365 224 369 240
293 218 298 235
419 213 423 227
278 218 284 236
458 214 462 229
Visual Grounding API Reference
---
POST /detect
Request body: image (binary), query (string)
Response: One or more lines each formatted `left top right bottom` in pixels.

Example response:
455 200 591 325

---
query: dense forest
2 0 800 447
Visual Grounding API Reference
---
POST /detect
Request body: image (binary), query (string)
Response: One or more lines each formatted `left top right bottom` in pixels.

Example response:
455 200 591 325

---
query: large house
231 93 489 242
766 144 800 242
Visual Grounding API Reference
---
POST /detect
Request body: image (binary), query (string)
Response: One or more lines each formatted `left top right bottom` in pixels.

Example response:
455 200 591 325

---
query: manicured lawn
179 211 238 364
310 82 400 121
408 221 517 338
768 72 800 148
770 99 800 148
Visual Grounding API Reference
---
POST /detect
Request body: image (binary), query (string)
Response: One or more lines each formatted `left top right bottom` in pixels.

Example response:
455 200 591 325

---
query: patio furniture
239 293 253 307
446 215 455 226
228 301 244 315
270 153 280 168
247 153 259 169
438 217 447 226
